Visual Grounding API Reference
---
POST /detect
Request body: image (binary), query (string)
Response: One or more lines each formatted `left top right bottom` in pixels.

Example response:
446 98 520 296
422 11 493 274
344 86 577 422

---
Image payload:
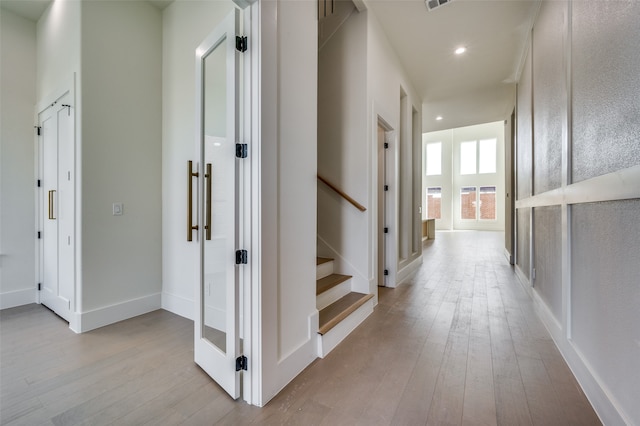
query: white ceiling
0 0 173 22
1 0 51 21
2 0 539 133
365 0 540 131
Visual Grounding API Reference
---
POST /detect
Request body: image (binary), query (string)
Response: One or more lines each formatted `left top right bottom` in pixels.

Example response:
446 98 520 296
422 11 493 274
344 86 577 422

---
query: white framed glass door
193 9 242 399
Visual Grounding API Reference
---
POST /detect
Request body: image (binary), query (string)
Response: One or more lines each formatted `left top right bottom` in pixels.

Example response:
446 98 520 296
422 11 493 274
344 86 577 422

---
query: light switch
113 203 123 216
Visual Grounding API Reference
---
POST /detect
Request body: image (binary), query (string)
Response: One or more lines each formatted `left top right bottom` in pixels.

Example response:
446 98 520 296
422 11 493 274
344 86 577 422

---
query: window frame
425 142 442 176
459 139 497 176
426 186 442 219
459 185 498 222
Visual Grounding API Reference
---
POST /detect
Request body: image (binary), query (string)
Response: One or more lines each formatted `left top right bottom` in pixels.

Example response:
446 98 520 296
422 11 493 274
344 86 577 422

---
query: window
426 142 442 176
426 187 442 219
460 186 497 221
479 186 496 220
479 139 497 173
460 141 477 175
460 186 477 220
460 138 497 175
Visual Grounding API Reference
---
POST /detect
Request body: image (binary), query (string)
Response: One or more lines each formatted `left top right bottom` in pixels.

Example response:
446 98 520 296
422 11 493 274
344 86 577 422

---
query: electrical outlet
113 203 123 216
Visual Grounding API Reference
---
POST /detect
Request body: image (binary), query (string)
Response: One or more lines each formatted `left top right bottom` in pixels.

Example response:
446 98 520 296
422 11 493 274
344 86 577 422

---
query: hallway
262 231 600 425
0 232 600 425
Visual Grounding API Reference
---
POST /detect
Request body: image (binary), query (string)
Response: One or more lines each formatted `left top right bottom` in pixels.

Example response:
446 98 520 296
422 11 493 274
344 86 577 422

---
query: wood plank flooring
0 231 601 425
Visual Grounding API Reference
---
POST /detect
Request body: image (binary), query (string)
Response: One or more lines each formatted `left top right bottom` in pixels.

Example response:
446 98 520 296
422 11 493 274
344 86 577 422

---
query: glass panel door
194 9 241 399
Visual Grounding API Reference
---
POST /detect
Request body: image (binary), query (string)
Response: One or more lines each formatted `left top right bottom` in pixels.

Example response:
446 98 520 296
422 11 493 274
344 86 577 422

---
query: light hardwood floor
1 231 601 425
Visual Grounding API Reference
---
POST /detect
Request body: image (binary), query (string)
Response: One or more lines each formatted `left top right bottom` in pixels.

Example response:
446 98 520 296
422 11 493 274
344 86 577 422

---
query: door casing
36 83 76 325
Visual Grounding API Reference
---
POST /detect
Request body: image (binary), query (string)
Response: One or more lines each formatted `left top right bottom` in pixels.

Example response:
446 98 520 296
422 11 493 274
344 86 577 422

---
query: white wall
317 9 369 291
78 0 162 328
0 10 37 308
37 0 80 101
367 11 422 286
258 0 318 406
318 8 423 293
161 0 235 319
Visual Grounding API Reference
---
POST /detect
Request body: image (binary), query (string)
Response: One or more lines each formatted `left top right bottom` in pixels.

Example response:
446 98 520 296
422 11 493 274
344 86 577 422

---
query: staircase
316 257 374 357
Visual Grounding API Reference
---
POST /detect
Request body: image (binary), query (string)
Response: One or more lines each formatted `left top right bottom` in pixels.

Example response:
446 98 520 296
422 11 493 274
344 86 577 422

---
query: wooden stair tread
318 292 374 335
316 257 333 265
317 273 351 295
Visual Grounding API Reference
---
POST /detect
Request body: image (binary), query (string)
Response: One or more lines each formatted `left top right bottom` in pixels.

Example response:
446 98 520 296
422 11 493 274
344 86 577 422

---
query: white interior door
193 9 243 399
377 123 387 286
39 94 74 322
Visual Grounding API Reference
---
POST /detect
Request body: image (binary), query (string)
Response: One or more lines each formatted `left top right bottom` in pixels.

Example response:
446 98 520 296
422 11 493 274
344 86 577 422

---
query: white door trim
35 75 78 330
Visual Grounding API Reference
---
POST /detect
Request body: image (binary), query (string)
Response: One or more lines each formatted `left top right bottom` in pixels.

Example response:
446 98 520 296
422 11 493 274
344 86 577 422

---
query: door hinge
37 179 41 188
384 142 389 149
235 143 248 159
235 355 248 371
35 126 41 136
236 36 247 52
235 250 248 265
37 283 41 291
384 185 388 191
384 227 389 234
38 231 41 239
384 269 389 276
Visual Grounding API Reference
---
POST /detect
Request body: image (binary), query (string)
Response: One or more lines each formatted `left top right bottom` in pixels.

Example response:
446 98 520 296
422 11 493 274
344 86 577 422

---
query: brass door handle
48 190 56 220
187 161 199 241
205 163 212 241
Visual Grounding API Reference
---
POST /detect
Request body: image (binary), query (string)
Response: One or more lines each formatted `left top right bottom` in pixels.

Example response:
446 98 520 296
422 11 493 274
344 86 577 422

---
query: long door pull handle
187 161 199 241
205 163 212 241
48 190 56 220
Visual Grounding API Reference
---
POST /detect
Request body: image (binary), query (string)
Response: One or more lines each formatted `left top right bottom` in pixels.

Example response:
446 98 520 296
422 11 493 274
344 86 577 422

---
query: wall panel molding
515 165 640 209
514 1 640 423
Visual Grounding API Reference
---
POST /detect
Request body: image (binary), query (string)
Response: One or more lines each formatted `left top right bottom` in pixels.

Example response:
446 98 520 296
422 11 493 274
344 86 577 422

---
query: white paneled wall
515 1 640 424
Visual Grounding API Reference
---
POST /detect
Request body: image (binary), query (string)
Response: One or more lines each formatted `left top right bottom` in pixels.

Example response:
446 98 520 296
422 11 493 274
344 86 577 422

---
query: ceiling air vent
426 0 453 12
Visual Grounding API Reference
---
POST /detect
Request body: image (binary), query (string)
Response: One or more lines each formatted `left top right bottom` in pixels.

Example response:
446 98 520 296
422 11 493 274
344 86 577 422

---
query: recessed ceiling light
455 47 466 55
436 116 443 121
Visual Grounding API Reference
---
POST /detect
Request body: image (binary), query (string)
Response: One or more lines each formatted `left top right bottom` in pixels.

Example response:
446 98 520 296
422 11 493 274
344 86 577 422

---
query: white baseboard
504 248 514 265
530 288 626 425
518 264 630 424
161 291 194 320
396 255 423 286
531 290 562 337
76 293 161 333
0 288 36 310
514 265 532 297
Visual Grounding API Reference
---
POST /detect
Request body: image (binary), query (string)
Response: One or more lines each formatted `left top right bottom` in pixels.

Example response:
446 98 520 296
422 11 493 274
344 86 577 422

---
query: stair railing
317 174 366 212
